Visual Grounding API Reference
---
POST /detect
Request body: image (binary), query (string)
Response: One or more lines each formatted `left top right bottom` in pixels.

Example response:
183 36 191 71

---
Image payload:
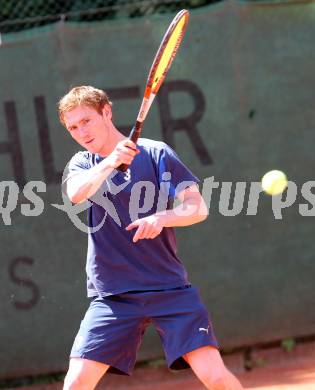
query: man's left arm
126 184 208 242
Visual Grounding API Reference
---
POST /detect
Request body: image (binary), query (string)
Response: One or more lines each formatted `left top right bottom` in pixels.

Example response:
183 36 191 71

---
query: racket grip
116 123 142 172
129 122 142 142
117 163 129 172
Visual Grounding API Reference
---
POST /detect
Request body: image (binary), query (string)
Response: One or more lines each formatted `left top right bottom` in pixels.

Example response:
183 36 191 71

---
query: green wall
1 0 315 379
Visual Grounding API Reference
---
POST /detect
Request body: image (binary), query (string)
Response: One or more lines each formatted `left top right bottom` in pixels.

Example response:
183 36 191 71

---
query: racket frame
117 9 189 171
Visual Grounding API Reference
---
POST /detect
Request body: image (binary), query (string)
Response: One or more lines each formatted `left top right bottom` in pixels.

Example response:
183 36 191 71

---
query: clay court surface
13 341 315 390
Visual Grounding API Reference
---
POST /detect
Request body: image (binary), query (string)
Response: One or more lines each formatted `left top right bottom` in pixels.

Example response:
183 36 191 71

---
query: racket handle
116 122 142 172
116 163 129 172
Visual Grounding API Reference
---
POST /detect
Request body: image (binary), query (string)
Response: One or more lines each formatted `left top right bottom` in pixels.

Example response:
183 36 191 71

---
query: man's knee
63 372 86 390
63 357 109 390
63 369 95 390
202 373 229 390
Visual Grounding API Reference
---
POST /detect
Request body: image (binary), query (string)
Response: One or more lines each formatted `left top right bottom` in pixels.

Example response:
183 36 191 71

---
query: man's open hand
126 215 164 242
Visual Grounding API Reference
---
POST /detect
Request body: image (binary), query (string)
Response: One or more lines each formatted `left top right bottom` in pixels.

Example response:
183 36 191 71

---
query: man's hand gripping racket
117 9 190 172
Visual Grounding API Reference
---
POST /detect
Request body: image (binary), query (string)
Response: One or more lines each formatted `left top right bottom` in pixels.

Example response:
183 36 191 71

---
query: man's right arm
65 139 139 204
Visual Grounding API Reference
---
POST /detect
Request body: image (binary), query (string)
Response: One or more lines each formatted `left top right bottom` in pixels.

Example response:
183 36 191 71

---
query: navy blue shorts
70 285 219 375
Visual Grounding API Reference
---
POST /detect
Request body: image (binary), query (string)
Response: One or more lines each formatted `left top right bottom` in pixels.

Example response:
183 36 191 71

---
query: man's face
63 104 112 154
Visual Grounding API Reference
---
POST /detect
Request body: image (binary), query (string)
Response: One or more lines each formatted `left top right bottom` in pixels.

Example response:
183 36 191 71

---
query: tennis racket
117 9 189 172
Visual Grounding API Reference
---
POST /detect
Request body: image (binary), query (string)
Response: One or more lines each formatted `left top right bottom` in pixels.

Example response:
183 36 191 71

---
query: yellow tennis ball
261 170 288 195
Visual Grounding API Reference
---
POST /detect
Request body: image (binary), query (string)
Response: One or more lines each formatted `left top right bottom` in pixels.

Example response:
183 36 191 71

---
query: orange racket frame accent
118 9 189 172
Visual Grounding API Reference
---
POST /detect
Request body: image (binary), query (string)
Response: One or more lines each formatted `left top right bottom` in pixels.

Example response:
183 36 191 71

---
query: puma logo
199 326 210 334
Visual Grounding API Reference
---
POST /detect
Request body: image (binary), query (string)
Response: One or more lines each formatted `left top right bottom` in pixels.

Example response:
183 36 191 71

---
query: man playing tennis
59 85 243 390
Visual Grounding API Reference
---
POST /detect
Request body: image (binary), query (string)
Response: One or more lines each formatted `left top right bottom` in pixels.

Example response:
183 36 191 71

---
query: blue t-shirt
65 138 199 297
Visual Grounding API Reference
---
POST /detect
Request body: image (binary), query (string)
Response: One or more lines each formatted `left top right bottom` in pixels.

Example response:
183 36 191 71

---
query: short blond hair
58 86 112 125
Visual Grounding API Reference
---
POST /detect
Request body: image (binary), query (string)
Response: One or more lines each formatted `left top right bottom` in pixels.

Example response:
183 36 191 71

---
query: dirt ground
14 340 315 390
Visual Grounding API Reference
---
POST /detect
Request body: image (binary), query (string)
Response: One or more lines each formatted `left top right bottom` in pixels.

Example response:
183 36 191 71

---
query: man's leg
63 357 109 390
183 346 244 390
